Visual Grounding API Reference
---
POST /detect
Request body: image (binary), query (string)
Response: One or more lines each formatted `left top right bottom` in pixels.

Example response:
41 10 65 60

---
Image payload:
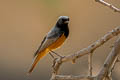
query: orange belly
27 34 67 74
48 34 66 50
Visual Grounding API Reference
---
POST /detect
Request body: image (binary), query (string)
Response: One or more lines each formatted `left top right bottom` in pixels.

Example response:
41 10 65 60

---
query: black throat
56 23 69 38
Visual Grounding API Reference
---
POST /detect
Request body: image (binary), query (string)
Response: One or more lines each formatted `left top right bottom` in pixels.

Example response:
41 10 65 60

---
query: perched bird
27 16 69 74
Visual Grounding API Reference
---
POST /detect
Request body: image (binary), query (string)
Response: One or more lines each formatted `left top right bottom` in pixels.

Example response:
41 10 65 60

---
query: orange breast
48 34 66 50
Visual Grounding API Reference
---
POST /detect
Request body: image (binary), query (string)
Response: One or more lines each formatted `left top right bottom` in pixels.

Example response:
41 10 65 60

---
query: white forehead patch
58 16 69 19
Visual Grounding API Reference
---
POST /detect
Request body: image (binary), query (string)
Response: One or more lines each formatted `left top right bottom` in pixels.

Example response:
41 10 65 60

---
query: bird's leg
50 50 64 58
49 52 55 59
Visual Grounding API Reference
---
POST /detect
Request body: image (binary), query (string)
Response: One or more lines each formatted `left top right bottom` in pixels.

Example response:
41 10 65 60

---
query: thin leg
49 52 54 59
50 50 63 58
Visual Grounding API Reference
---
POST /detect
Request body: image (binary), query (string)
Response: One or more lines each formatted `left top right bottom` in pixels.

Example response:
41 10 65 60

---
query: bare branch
50 26 120 80
88 53 93 76
95 0 120 13
61 27 120 63
51 75 94 80
52 26 120 74
96 37 120 80
108 57 118 77
107 56 120 80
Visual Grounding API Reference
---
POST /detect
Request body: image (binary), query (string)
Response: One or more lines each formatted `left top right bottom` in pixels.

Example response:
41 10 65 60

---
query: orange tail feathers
27 50 48 75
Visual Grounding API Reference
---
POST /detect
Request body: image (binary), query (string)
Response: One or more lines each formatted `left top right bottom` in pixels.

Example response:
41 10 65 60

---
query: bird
27 16 70 74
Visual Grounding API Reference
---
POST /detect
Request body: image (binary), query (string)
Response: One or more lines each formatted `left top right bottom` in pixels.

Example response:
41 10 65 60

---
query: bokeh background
0 0 120 80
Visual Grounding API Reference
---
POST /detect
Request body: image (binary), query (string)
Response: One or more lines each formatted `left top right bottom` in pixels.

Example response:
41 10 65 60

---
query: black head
56 16 69 26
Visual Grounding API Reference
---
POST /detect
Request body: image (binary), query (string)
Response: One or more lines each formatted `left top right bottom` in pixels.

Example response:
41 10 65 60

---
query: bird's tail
27 50 48 75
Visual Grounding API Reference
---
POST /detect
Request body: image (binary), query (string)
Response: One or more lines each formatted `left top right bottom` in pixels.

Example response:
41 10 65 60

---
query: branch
108 57 118 77
95 0 120 13
107 56 120 80
50 26 120 80
96 37 120 80
52 27 120 74
88 52 93 76
52 75 94 80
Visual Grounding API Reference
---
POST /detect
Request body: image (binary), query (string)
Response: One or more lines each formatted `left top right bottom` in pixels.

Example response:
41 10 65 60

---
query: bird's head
57 16 69 25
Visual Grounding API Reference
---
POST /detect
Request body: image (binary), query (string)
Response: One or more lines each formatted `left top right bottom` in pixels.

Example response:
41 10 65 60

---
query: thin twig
108 57 118 76
95 0 120 13
88 52 93 76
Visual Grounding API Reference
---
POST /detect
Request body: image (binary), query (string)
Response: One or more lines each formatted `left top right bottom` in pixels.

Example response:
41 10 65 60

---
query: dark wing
34 27 63 57
34 36 46 57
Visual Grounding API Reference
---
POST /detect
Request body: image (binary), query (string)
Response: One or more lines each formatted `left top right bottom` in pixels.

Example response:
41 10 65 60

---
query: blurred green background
0 0 120 80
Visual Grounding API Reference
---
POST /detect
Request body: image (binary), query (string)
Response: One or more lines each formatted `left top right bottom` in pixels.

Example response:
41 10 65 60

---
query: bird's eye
62 19 65 22
62 18 69 22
